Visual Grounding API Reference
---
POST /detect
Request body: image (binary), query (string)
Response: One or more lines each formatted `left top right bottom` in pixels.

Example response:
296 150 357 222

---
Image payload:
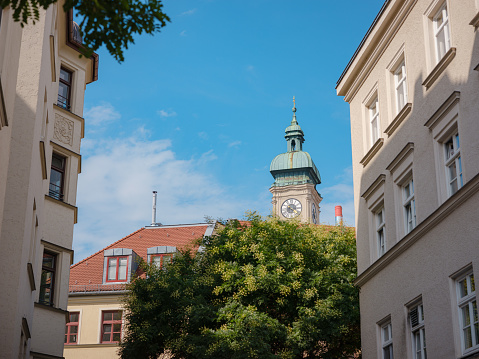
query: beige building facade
337 0 479 358
0 3 97 358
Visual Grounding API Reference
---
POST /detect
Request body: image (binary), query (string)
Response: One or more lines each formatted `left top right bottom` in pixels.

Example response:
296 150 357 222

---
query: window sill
44 195 78 224
384 103 412 137
459 347 479 359
360 138 384 167
422 47 456 90
64 343 119 348
469 12 479 28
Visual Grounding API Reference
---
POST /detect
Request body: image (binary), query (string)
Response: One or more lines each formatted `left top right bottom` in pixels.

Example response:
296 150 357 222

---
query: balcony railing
69 283 127 294
49 183 64 201
57 94 71 112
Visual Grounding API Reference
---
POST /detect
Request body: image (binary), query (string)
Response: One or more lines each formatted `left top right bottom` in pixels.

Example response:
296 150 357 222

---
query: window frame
101 310 123 343
402 178 416 234
376 207 386 258
393 61 408 114
369 96 380 146
410 303 427 359
49 152 66 201
381 321 393 359
456 272 478 353
150 253 173 269
106 256 129 283
58 67 73 111
65 311 80 345
444 131 463 197
433 3 451 63
39 251 57 306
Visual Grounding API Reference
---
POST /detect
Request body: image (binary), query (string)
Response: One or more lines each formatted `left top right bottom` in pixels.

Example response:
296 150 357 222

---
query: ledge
386 142 414 173
44 195 78 224
422 47 456 90
469 12 479 28
424 91 460 130
64 343 118 349
384 103 412 137
360 138 384 167
34 302 69 322
361 174 386 200
355 171 479 287
31 351 64 359
27 262 36 291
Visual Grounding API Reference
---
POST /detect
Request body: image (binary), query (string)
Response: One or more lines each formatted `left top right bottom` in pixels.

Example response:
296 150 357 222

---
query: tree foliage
121 214 360 359
0 0 170 62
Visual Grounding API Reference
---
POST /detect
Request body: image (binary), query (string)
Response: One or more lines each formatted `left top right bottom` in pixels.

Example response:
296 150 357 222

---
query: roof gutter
336 0 392 88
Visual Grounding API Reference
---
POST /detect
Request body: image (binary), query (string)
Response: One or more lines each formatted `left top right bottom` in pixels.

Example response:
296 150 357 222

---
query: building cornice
424 90 460 130
422 47 456 90
386 142 414 173
384 103 412 137
361 174 386 200
355 171 479 287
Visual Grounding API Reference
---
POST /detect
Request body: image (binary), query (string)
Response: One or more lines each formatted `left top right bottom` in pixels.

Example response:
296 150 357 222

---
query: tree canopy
0 0 170 62
120 214 360 359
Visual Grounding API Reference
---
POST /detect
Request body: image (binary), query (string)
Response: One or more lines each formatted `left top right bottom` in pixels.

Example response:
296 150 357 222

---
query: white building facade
0 3 97 358
337 0 479 358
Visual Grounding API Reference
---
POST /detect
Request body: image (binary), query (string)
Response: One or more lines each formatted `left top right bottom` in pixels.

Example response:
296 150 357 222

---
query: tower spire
292 96 297 124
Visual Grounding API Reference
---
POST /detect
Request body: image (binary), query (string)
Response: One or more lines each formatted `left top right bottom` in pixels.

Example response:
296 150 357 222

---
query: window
58 67 72 111
381 322 393 359
393 61 407 114
151 253 173 269
376 207 386 257
39 251 56 306
101 311 122 343
403 179 416 234
433 4 451 63
49 153 66 201
65 312 79 344
457 272 478 352
106 256 128 282
444 132 463 196
369 97 380 145
410 304 426 359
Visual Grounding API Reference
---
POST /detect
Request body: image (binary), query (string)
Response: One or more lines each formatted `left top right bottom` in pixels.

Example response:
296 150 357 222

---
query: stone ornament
54 114 74 146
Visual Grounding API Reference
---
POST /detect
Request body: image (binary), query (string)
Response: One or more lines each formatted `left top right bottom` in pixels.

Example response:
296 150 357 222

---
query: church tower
269 100 322 224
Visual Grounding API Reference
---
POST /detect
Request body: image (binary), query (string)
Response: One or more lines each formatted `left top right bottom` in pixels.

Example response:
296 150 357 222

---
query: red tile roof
70 224 213 288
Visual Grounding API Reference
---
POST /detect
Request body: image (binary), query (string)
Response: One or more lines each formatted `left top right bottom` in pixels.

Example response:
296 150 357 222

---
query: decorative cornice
422 47 456 89
424 91 460 130
355 171 479 287
360 138 384 167
386 142 414 173
384 103 412 137
361 174 386 200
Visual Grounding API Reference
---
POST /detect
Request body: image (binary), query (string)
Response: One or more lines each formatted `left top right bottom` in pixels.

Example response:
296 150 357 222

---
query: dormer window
147 246 177 269
103 248 139 284
107 256 128 282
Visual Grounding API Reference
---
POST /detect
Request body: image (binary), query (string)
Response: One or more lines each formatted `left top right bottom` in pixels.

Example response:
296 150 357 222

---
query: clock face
312 203 317 224
281 198 302 219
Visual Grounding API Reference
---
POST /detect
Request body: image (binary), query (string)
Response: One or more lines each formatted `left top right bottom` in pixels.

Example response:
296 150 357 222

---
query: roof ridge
71 227 146 268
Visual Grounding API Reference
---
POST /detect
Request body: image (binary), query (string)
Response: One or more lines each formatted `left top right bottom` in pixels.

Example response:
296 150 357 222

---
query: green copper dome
270 104 321 187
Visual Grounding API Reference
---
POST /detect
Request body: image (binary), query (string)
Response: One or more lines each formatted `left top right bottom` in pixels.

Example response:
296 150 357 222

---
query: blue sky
73 0 384 262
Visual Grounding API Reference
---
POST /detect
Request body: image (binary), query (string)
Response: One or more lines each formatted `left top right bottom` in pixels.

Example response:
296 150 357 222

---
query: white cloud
198 131 208 140
246 65 255 72
180 30 187 37
157 109 177 118
84 102 121 126
180 9 196 16
73 131 251 262
228 140 242 148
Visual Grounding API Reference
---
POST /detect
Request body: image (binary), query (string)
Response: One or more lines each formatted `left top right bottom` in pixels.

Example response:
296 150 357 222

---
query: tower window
291 140 296 151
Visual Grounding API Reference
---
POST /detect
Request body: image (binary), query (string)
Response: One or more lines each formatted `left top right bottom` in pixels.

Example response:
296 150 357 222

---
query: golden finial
292 96 296 112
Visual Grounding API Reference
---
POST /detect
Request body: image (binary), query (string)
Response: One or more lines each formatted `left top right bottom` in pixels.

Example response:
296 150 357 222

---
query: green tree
0 0 170 62
121 214 360 359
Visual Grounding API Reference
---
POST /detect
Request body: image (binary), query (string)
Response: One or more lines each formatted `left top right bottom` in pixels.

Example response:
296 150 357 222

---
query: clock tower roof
269 100 321 187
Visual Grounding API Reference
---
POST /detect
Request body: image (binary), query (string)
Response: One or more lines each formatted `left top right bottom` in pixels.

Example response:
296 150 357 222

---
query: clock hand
287 205 298 214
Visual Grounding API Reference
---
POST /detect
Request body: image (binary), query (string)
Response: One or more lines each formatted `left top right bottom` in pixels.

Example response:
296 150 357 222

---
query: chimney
335 205 343 225
152 191 157 226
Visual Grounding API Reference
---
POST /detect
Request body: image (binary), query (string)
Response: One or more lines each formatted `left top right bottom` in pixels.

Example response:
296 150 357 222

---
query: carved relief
54 114 74 146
